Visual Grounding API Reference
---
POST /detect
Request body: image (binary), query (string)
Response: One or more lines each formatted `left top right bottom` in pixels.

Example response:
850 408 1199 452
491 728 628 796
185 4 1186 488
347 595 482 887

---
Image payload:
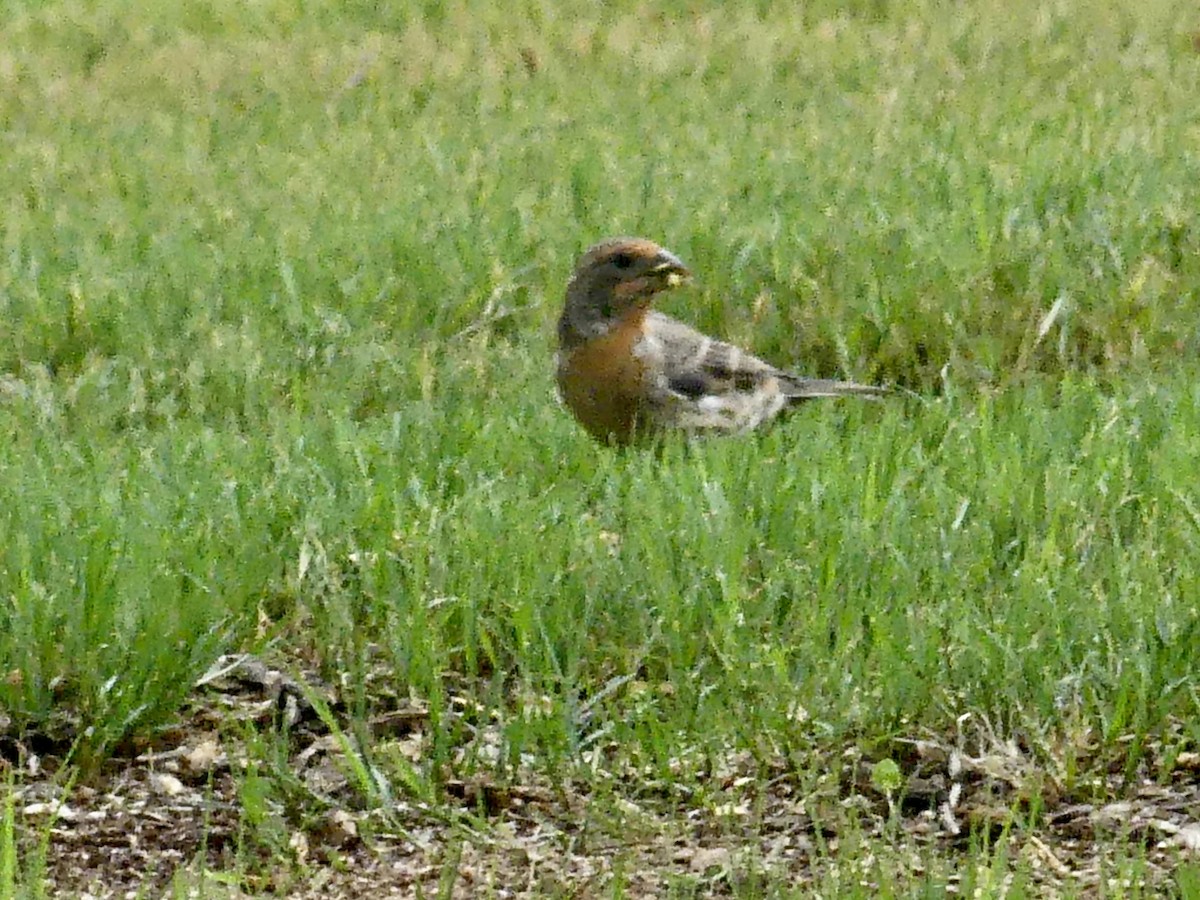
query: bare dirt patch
5 656 1198 897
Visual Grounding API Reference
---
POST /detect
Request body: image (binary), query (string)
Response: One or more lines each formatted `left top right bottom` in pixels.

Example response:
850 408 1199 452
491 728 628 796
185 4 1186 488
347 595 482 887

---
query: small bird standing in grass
556 237 886 446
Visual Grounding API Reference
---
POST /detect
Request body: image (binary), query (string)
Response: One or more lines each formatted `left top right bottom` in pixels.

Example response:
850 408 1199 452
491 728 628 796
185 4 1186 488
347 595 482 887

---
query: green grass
2 0 1199 893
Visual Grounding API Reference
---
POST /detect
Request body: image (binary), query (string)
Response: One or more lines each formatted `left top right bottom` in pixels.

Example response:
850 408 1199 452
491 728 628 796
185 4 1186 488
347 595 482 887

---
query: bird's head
559 237 691 344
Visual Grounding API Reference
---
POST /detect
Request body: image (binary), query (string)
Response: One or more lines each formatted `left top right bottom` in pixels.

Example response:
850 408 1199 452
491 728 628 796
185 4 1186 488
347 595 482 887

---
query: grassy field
2 0 1200 895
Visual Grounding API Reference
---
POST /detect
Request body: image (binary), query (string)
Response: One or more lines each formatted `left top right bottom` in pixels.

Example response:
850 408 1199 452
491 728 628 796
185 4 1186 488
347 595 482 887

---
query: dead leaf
149 773 185 797
689 846 731 873
1174 752 1200 771
23 801 78 821
184 739 223 774
290 830 309 864
1174 823 1200 852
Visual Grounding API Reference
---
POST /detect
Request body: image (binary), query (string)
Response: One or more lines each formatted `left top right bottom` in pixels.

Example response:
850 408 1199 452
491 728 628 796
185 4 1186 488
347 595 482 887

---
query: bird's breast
556 312 652 444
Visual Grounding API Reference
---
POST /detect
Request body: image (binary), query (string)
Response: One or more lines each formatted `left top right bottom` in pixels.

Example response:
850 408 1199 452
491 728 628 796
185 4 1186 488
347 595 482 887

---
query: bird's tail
782 378 889 400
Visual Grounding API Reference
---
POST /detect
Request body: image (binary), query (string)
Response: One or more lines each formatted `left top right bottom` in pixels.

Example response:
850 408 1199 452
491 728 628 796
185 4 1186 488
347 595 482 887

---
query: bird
555 237 886 446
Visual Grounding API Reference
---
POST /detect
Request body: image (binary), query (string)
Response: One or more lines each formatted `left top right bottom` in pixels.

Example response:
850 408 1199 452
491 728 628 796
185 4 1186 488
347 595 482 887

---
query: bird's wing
647 311 886 397
645 312 779 398
640 312 788 432
642 312 887 433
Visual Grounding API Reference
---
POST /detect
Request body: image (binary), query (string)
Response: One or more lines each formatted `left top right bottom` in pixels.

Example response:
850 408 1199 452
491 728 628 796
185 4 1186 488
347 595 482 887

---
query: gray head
558 237 690 347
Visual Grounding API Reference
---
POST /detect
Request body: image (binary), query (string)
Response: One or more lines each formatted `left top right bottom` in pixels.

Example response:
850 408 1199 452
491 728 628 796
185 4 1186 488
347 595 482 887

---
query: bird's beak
648 249 691 288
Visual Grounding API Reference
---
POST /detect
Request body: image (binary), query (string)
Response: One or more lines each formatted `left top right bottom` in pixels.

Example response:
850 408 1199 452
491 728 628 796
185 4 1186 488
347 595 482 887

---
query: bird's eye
612 252 634 270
